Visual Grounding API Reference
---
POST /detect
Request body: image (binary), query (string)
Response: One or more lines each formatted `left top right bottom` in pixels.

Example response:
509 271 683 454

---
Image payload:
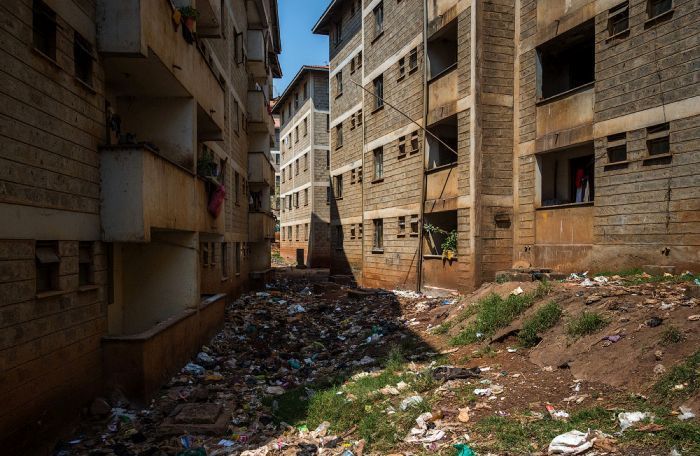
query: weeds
566 311 608 338
533 280 554 299
518 301 563 347
653 350 700 403
449 292 536 345
660 326 685 345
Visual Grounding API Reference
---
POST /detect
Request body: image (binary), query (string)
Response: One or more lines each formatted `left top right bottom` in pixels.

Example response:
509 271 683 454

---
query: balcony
100 145 224 242
536 84 594 146
249 212 276 242
248 89 275 136
427 0 462 35
193 0 222 37
248 152 275 187
427 66 458 124
534 204 593 272
247 29 268 78
425 164 459 212
97 0 224 131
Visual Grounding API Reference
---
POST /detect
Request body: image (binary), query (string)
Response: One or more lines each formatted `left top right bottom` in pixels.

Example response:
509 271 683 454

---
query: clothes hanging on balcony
208 184 226 217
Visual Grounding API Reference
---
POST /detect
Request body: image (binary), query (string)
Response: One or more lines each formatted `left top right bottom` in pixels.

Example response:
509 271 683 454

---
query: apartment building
272 112 282 223
273 66 332 267
0 0 280 453
314 0 700 293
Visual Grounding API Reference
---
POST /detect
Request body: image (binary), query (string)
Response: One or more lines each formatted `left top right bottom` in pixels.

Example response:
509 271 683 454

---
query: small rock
654 364 666 375
688 314 700 321
655 350 664 361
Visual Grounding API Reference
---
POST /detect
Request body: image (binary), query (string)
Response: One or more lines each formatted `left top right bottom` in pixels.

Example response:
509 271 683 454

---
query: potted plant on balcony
424 224 457 261
179 6 200 30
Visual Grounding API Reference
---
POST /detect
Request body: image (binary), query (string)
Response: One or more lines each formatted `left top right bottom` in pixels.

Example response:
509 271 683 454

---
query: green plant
518 301 562 347
660 326 685 345
178 6 200 19
653 350 700 403
441 230 457 259
197 149 217 177
566 311 608 337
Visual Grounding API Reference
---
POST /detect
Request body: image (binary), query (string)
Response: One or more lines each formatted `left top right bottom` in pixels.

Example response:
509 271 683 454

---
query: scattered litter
511 286 524 296
618 411 652 432
454 443 476 456
287 304 306 315
646 317 663 327
400 395 424 411
507 347 517 353
432 366 481 381
678 406 695 421
548 430 594 455
457 407 470 423
182 362 205 376
474 388 492 397
688 314 700 321
218 439 235 447
546 404 570 421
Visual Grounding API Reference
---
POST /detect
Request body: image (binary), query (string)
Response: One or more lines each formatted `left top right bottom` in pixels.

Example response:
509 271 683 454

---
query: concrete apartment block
0 1 281 452
273 66 332 267
314 0 700 293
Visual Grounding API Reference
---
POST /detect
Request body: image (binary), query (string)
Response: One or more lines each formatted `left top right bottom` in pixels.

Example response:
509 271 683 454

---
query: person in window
575 168 588 203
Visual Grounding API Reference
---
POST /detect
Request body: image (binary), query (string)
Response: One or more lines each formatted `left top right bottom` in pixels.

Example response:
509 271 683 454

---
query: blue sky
273 0 331 97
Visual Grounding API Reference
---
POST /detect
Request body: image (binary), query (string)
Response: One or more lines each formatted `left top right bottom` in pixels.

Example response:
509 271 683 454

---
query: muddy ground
56 272 700 456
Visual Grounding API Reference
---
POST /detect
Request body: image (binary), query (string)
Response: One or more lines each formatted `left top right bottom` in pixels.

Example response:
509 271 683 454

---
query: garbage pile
56 281 447 456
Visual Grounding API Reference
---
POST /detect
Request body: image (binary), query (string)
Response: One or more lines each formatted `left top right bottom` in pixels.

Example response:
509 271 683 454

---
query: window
35 241 59 293
607 2 629 37
398 135 406 157
426 115 458 169
357 51 363 69
287 226 292 240
234 100 240 133
295 225 300 241
336 71 343 96
335 174 343 198
410 215 419 236
351 168 357 184
303 82 308 99
411 130 419 153
358 166 363 182
333 20 343 46
373 2 384 38
350 113 356 130
359 223 364 239
373 147 384 180
78 242 93 286
235 172 240 204
647 0 672 19
326 186 331 204
74 32 93 85
398 216 406 236
303 118 308 137
234 31 245 64
303 153 308 170
536 20 594 100
295 159 299 175
350 224 356 239
295 92 300 110
33 0 56 60
295 125 299 143
373 75 384 110
398 57 406 80
646 123 670 156
326 150 330 169
326 114 330 132
336 123 344 148
357 110 363 126
538 143 595 206
288 194 292 210
222 243 229 278
294 192 299 207
373 219 384 251
351 57 356 74
235 242 240 274
606 133 627 164
408 47 418 72
336 225 344 249
304 188 309 206
427 20 457 79
304 223 309 241
201 242 210 266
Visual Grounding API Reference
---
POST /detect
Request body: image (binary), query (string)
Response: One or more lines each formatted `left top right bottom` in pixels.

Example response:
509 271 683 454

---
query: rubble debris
547 429 595 455
432 366 481 381
618 411 653 432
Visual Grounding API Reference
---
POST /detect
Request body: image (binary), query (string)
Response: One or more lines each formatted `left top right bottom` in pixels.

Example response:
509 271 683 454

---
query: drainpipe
417 0 429 293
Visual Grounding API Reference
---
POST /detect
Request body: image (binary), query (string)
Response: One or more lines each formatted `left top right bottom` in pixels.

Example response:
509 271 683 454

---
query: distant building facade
314 0 700 292
273 66 332 267
0 0 280 452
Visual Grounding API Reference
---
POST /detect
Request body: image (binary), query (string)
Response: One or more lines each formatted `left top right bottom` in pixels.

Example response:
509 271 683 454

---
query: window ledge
603 160 631 169
371 30 384 44
78 284 100 292
335 92 343 99
75 77 97 93
605 28 630 42
32 47 61 69
221 277 229 282
645 9 674 26
372 104 385 114
536 201 594 210
423 254 459 260
36 289 70 300
371 248 384 254
536 81 595 106
371 178 384 184
642 153 672 163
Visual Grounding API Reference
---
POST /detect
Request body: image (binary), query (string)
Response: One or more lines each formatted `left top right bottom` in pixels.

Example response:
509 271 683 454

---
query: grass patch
450 292 537 346
518 301 563 347
431 321 452 335
660 326 685 345
566 311 608 338
473 406 700 454
533 280 554 299
653 350 700 403
384 345 406 373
